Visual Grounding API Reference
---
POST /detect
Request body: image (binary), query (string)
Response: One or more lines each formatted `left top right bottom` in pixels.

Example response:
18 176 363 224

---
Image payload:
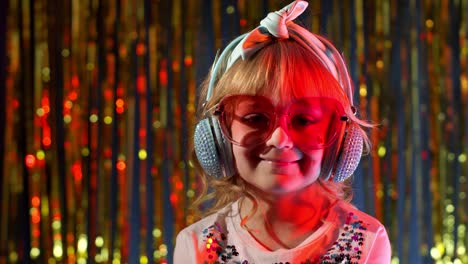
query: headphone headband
205 34 247 102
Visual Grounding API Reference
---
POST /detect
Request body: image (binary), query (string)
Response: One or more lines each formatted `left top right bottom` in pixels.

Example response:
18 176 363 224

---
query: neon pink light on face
215 94 349 194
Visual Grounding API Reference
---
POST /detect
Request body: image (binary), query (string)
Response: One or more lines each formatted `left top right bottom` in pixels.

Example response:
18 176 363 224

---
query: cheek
309 149 325 160
299 149 325 174
232 147 250 182
232 145 260 170
231 146 243 169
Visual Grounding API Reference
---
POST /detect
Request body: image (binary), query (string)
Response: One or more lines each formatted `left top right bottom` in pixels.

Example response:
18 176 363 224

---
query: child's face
217 94 346 194
233 130 324 194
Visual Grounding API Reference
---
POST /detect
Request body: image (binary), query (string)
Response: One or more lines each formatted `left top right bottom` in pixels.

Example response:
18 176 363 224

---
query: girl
174 1 391 263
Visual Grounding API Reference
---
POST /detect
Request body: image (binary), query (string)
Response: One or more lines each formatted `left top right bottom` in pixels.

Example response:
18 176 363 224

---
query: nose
265 117 293 149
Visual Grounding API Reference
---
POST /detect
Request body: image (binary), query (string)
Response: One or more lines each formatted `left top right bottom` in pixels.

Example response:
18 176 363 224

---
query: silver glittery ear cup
194 118 235 178
210 117 235 177
333 125 364 182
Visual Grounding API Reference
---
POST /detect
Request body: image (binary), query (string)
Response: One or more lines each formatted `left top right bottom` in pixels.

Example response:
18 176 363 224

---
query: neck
239 183 335 250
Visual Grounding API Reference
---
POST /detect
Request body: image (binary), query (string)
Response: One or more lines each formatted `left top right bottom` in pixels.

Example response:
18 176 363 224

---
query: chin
272 178 318 195
258 182 303 195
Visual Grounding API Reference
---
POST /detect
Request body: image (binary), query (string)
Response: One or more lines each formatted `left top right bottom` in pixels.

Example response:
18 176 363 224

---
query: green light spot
458 153 467 163
89 114 98 123
36 150 45 160
64 115 72 124
104 116 113 125
81 148 90 157
378 146 386 157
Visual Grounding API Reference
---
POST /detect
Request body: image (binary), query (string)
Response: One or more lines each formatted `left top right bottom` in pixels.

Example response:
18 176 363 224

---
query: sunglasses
212 95 349 150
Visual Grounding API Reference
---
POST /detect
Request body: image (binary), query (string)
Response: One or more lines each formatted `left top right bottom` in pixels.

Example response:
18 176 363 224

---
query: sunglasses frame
212 94 350 149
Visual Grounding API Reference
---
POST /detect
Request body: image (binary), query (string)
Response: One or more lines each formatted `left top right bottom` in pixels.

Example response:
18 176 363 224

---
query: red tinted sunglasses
213 95 349 150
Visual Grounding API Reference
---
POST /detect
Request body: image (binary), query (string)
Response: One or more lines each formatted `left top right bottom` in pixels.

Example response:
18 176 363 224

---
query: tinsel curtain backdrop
1 0 467 263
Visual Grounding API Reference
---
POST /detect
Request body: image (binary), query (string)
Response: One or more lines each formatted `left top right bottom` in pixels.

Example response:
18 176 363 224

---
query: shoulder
333 201 386 233
176 203 234 238
174 203 236 264
321 201 391 263
177 212 221 239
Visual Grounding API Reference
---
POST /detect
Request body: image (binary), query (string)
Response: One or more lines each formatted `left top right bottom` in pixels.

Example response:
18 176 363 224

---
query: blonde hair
192 25 373 218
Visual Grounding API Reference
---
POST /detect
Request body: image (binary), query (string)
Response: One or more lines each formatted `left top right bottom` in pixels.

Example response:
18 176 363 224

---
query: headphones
193 35 245 179
193 33 363 182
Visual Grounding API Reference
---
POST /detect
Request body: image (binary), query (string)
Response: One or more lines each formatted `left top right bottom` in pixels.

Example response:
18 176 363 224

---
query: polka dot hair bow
225 0 355 100
227 0 308 68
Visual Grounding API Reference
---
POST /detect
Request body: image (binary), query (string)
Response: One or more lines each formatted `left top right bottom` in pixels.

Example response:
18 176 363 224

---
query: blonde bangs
212 39 351 111
282 41 351 108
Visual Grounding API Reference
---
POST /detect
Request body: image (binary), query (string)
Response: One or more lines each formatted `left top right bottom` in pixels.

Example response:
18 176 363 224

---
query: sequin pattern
203 223 248 264
320 212 367 264
201 212 367 264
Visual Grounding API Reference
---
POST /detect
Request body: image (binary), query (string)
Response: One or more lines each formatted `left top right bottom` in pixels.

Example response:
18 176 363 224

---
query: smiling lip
263 159 297 166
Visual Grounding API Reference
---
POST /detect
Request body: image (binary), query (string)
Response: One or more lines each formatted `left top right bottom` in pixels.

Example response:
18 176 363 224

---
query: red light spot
421 150 428 160
104 89 113 100
136 43 146 55
116 99 124 108
117 85 125 97
36 158 46 168
32 196 41 207
41 95 49 106
72 163 82 181
419 32 425 40
72 75 80 87
170 193 178 204
115 99 125 113
159 70 167 86
12 99 19 108
117 161 126 171
53 213 61 221
139 129 146 137
43 105 50 114
175 181 183 190
426 32 433 42
240 18 247 27
104 148 112 158
64 101 72 110
25 155 36 168
184 56 193 66
32 229 41 237
43 137 52 147
69 91 78 101
137 75 146 93
31 213 40 224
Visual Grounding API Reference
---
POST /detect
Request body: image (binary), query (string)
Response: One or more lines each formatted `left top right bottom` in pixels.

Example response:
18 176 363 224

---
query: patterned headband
225 0 354 101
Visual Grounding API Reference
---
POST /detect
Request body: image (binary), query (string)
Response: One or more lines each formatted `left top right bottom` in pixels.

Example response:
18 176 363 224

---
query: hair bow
223 0 354 101
226 0 308 68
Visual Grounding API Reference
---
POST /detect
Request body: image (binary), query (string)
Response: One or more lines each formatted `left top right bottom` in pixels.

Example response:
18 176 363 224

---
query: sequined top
174 200 391 264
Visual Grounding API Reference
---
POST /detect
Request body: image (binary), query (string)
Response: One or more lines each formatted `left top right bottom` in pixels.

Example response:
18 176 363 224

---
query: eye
241 113 270 128
290 114 320 128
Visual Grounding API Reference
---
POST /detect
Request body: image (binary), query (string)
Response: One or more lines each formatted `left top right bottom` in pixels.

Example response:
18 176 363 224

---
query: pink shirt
174 200 391 263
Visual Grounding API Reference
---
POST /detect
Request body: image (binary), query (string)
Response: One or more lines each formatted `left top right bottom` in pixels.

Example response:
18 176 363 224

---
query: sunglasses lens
218 95 346 149
288 97 343 149
220 95 274 146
